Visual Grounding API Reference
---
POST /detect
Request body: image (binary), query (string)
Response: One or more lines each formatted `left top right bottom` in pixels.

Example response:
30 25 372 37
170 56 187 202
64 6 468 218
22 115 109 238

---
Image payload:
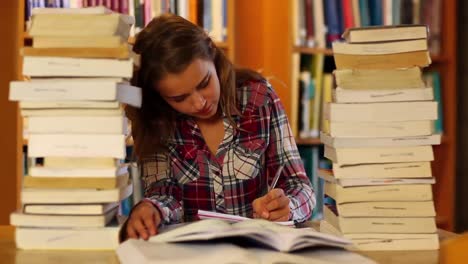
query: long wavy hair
127 14 263 160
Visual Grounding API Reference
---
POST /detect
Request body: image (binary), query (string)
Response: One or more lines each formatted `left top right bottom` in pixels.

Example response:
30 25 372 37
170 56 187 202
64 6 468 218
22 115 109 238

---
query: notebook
149 218 351 252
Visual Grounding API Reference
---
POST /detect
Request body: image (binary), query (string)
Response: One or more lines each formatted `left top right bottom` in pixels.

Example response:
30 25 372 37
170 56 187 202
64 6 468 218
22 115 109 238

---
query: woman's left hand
252 188 291 221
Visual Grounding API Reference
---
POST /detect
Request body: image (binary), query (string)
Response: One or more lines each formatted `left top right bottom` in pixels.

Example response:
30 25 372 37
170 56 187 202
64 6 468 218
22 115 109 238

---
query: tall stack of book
318 25 441 251
9 7 140 250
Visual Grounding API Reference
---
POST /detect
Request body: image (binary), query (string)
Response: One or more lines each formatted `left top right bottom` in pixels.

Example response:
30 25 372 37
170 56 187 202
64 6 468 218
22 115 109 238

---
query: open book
197 209 295 226
149 219 351 252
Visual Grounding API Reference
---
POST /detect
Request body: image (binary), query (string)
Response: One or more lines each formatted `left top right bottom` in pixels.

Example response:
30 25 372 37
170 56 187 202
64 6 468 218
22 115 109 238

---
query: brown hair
127 14 263 160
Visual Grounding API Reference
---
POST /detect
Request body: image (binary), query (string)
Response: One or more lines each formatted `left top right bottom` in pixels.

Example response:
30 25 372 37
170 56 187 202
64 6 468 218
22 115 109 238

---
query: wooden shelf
295 137 322 146
293 46 333 55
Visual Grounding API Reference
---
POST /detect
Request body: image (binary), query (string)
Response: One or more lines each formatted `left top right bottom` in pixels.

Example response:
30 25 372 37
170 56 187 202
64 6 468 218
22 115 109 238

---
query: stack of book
9 7 140 250
318 25 441 251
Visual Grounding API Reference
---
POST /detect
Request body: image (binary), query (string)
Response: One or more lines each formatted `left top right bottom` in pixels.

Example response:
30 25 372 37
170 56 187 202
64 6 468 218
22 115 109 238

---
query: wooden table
0 225 457 264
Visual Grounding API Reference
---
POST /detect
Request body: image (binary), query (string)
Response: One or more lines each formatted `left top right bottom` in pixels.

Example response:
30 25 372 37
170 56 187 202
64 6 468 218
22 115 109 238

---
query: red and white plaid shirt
142 80 315 224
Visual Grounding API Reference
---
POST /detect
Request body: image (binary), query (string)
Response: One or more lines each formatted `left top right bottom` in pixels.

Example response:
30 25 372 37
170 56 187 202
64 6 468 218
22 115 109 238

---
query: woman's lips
197 104 212 115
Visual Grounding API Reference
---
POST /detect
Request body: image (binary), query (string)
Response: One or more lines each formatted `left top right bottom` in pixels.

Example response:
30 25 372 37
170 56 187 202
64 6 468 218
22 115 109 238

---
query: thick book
333 51 431 69
20 108 125 117
20 100 120 109
333 67 425 90
323 120 433 138
28 134 126 158
320 220 439 251
324 101 438 122
324 145 434 165
324 182 433 203
29 13 134 39
21 182 133 204
118 239 375 264
332 39 428 55
30 165 128 178
318 169 435 187
147 219 350 252
33 36 125 48
342 25 428 43
21 45 130 59
24 202 119 215
23 173 129 189
28 116 128 134
333 87 434 103
320 132 441 148
15 225 120 250
323 206 437 234
43 157 119 168
330 201 436 218
22 56 133 78
10 79 142 107
331 161 433 179
10 207 117 228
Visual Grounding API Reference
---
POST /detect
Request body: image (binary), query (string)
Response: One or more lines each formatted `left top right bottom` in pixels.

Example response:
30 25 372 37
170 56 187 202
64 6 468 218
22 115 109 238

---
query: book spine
323 0 341 47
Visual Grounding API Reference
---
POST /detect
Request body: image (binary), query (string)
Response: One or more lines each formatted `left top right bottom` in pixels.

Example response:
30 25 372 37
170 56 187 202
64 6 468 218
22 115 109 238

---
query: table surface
0 225 458 264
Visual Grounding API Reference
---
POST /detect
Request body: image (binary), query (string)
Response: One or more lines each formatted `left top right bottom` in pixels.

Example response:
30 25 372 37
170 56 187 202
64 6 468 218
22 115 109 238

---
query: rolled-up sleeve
264 85 316 222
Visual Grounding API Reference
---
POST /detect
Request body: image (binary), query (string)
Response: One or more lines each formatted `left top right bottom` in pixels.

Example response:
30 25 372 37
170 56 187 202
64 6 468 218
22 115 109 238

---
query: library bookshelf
0 1 237 225
235 0 457 231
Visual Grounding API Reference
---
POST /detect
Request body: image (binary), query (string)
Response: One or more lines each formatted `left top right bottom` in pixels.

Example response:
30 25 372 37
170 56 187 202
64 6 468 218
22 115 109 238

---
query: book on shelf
23 173 129 189
324 200 436 218
15 225 120 250
33 35 126 48
320 220 439 251
324 181 433 203
23 202 119 215
317 169 435 187
147 218 350 252
333 67 425 90
27 115 129 134
21 182 133 204
22 56 134 78
342 24 428 43
323 101 438 122
323 205 437 234
320 132 441 148
333 87 434 103
323 120 434 138
10 207 118 228
29 13 134 39
28 134 127 158
330 161 433 179
324 145 434 165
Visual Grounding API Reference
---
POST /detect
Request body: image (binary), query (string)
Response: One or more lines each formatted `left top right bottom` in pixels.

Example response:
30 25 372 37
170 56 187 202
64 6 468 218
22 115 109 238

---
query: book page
149 219 232 242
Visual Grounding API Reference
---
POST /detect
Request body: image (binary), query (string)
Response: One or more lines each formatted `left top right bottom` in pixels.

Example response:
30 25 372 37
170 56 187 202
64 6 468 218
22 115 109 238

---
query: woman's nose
192 92 206 111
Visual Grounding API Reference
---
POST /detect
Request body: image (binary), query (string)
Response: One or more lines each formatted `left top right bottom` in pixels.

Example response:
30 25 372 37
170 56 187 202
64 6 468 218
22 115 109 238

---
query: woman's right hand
126 200 162 240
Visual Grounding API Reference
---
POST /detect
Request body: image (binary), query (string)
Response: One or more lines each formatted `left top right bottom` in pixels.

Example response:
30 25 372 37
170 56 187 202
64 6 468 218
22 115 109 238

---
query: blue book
368 0 383 25
358 0 371 26
392 0 402 25
323 0 341 47
432 72 443 134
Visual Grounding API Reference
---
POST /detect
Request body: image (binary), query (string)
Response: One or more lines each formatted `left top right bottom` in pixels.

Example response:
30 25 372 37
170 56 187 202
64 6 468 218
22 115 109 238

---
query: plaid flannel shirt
142 80 315 224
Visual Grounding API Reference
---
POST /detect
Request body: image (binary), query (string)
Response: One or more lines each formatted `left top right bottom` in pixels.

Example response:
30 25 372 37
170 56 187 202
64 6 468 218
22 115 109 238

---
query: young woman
123 14 315 241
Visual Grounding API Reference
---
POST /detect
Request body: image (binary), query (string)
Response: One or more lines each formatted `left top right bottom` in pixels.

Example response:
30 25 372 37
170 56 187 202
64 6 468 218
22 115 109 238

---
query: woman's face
156 58 221 120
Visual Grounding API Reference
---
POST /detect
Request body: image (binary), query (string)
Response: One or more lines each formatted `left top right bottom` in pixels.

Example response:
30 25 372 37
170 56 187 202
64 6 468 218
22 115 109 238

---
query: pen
268 164 285 192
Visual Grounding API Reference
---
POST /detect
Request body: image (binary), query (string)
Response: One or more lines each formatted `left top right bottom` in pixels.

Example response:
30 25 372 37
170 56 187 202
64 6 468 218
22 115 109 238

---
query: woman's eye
172 96 186 103
198 76 211 90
